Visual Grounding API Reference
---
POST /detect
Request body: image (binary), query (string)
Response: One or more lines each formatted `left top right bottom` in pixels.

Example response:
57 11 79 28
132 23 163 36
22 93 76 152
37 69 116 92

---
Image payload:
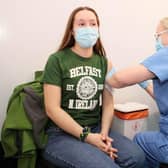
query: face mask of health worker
155 29 168 51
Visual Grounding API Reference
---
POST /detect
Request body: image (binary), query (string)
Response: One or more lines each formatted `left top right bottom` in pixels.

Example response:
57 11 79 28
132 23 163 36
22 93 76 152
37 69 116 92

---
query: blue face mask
155 38 164 51
74 27 99 48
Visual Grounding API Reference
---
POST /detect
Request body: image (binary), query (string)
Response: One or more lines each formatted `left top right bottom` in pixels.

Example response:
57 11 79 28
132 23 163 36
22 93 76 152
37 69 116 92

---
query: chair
160 163 168 168
36 151 57 168
0 142 17 168
1 142 57 168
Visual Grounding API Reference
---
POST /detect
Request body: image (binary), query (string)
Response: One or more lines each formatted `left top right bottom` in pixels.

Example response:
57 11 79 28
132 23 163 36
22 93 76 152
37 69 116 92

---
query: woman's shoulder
50 49 67 57
48 49 69 61
94 53 108 63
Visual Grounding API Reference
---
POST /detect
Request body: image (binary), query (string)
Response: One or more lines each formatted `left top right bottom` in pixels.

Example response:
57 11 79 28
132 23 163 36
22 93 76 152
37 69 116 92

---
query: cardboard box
111 102 149 139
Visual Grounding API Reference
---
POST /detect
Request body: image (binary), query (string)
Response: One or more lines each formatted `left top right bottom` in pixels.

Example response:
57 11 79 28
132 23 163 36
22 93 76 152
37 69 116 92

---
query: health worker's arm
107 64 155 88
106 64 155 98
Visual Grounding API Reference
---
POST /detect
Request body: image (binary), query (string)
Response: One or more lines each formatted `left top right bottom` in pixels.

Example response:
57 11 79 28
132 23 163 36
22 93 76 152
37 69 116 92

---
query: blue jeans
43 125 146 168
133 131 168 168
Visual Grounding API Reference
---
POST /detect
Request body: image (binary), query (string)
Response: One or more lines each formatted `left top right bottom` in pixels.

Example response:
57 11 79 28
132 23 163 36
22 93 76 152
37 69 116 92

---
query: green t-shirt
42 48 107 126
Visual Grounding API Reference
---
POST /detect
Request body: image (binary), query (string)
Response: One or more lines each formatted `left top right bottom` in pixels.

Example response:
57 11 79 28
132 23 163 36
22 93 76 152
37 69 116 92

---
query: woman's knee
132 147 146 168
116 147 146 168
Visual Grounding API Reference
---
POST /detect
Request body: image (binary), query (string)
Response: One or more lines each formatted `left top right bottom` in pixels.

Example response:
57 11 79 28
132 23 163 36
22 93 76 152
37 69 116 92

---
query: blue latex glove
138 80 150 89
106 67 116 79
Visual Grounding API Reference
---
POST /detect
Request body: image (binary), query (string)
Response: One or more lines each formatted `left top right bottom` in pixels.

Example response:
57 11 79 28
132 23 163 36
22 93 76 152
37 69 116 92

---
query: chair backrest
160 163 168 168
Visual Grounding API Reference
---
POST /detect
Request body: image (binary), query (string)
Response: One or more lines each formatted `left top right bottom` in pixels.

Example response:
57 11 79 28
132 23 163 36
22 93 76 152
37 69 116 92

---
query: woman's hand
101 134 118 159
85 133 109 153
85 133 118 159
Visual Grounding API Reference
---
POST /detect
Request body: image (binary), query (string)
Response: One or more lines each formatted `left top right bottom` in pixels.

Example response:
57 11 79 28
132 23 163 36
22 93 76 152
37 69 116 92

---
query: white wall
1 0 167 136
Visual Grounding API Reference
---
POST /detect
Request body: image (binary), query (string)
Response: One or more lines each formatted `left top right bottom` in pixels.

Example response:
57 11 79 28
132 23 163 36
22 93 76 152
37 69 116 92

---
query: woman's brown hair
57 6 106 57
